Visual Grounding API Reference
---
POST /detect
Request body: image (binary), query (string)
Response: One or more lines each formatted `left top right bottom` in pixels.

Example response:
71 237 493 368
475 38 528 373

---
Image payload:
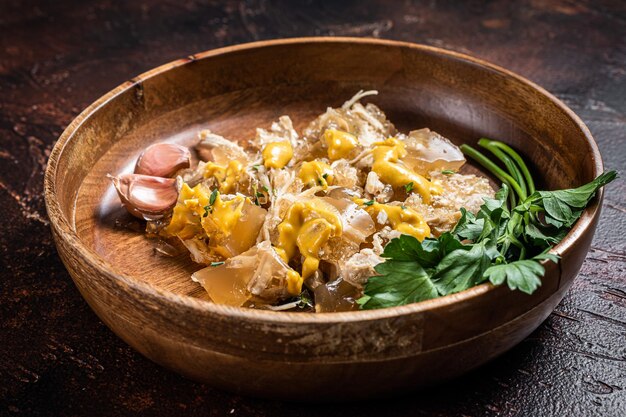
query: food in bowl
109 91 616 313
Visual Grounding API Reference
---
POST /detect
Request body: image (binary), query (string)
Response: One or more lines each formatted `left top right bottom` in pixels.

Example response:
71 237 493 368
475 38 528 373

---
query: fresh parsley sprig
358 139 617 310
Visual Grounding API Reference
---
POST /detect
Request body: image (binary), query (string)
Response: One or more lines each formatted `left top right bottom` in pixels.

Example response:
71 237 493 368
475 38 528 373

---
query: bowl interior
53 39 600 302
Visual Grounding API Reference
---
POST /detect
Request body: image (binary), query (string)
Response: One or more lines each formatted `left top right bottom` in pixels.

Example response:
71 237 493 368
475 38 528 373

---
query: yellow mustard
161 183 208 239
297 160 334 189
286 270 303 296
200 194 245 237
371 138 442 203
203 160 245 194
162 183 253 252
262 140 293 169
356 199 430 241
323 128 357 160
200 193 249 258
274 198 343 295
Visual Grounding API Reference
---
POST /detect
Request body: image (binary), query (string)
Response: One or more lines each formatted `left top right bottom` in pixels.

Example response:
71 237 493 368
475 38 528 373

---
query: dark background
1 1 625 416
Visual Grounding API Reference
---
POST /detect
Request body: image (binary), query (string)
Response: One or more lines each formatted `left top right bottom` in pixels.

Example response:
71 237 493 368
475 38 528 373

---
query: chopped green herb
441 170 456 175
318 178 324 186
210 261 225 267
203 189 219 216
297 290 313 309
322 173 329 180
404 182 414 194
363 200 375 206
256 191 264 198
209 189 218 206
261 185 269 192
401 205 407 210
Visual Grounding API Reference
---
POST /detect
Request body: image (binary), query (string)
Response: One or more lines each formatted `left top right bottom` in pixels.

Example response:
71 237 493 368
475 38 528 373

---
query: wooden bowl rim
44 37 604 324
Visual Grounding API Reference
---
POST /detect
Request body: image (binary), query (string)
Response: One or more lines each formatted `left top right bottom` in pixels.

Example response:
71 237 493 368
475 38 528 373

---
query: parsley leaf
381 234 440 265
359 258 438 310
441 170 456 175
359 234 472 309
404 182 414 193
523 222 566 247
484 253 558 294
533 171 617 228
437 232 467 257
484 260 542 294
452 208 484 241
431 239 497 295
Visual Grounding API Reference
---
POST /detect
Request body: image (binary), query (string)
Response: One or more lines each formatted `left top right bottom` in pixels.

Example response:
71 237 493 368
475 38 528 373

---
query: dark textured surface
0 0 624 416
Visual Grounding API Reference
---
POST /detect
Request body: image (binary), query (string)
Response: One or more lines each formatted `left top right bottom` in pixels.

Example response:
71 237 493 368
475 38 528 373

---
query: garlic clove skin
109 173 179 220
134 143 191 178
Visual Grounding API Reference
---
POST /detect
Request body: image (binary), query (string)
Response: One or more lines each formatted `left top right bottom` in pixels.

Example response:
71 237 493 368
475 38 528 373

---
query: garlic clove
134 143 191 177
109 173 179 220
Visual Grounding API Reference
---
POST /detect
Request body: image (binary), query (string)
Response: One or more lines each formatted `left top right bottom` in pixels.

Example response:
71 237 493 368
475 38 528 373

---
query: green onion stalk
460 139 538 260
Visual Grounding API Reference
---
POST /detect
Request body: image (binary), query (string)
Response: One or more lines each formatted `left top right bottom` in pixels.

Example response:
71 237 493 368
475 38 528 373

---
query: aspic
109 91 615 313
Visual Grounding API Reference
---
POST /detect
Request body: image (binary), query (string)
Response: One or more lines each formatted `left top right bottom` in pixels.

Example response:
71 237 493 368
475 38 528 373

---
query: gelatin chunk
314 278 360 313
403 128 466 174
192 241 297 306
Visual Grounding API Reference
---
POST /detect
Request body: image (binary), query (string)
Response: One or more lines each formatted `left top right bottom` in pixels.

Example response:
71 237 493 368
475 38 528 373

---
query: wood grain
1 0 624 416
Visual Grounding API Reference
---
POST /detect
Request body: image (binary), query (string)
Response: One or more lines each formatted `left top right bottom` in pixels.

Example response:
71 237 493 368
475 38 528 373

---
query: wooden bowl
44 38 604 400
